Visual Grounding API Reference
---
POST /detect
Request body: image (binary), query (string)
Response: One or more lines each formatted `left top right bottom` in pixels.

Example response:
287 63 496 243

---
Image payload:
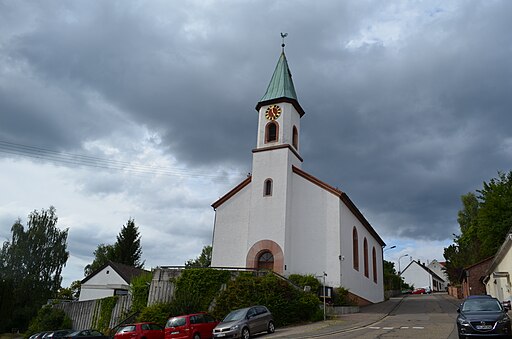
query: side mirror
457 308 460 313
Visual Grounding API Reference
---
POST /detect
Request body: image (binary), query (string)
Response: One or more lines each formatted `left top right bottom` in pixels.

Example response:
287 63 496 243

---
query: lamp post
322 272 327 321
384 245 396 252
398 254 409 293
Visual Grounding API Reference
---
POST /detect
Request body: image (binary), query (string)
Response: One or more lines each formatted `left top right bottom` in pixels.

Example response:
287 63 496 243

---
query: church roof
256 51 305 116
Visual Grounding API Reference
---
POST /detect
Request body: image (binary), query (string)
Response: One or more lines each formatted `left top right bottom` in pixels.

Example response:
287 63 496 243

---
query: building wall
210 182 251 268
79 265 128 301
462 260 491 298
339 201 384 303
402 263 431 290
485 242 512 303
427 260 448 290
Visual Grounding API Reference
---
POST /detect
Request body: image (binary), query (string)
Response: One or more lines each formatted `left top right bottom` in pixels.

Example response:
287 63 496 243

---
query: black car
457 296 511 338
63 330 109 339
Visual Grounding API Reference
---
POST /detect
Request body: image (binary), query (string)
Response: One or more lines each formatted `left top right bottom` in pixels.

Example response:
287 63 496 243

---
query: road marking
369 327 380 329
413 327 424 329
382 327 394 330
401 327 409 329
368 326 425 330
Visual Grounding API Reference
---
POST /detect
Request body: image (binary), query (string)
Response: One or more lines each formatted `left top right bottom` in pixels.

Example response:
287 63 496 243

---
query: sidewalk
267 296 404 338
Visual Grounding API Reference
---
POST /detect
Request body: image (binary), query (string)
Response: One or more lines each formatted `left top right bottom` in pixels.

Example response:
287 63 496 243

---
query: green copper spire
259 51 298 102
256 47 305 116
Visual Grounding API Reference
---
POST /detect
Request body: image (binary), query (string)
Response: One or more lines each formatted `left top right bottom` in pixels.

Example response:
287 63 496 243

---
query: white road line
382 327 394 330
412 326 424 329
400 327 409 329
369 327 380 329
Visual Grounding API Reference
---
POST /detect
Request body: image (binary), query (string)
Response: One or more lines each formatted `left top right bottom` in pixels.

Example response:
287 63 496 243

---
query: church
210 44 385 304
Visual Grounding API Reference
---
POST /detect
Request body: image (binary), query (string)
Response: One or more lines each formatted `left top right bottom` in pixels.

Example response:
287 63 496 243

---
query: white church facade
210 47 385 304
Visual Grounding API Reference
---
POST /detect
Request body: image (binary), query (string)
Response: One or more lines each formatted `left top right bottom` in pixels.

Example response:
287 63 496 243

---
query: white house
79 261 148 301
427 259 449 290
401 260 446 292
210 47 386 305
484 232 512 303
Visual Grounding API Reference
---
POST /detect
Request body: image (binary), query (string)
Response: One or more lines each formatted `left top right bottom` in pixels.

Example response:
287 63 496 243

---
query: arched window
372 247 377 283
264 179 273 196
352 227 359 271
364 238 369 278
257 251 274 271
292 126 299 150
265 122 278 143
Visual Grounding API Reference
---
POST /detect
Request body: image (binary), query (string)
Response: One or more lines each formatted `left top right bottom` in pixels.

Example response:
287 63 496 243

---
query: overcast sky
1 1 511 287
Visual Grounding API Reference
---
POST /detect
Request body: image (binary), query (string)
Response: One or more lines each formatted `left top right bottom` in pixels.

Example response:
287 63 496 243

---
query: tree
443 171 512 284
0 206 69 332
84 218 144 276
113 218 144 268
477 171 512 257
84 244 116 276
185 245 212 268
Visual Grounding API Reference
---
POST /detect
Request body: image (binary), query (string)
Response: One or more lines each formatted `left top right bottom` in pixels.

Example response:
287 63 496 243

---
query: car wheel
267 321 275 334
193 334 200 339
241 327 250 339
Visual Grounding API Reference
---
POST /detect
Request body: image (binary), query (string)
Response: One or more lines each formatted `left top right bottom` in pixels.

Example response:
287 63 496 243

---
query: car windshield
223 309 247 322
166 317 186 327
462 299 502 312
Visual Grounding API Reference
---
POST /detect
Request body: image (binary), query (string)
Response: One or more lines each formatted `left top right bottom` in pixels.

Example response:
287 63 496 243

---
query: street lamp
398 254 409 293
384 245 396 252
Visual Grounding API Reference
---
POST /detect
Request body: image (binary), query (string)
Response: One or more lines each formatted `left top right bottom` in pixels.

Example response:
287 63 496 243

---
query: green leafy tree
185 245 212 268
477 171 512 257
444 171 512 284
0 206 69 332
84 244 116 276
26 305 72 337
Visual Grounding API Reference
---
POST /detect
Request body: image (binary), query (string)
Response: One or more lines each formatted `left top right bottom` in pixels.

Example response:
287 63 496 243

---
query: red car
412 288 426 294
165 313 219 339
115 323 164 339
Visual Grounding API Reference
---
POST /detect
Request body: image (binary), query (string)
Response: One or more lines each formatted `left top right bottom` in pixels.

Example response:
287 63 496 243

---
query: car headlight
457 317 470 326
229 325 239 331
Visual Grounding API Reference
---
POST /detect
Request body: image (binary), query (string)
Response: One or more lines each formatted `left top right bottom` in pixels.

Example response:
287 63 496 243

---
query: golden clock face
265 105 282 120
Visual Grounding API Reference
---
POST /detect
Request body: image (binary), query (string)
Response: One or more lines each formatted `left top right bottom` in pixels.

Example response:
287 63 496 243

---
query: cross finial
281 32 288 50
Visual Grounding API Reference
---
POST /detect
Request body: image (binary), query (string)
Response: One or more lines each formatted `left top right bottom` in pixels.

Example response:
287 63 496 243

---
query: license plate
216 334 225 337
476 325 492 330
170 332 179 335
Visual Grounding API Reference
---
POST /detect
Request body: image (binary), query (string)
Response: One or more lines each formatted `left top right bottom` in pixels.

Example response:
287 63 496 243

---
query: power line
0 140 242 180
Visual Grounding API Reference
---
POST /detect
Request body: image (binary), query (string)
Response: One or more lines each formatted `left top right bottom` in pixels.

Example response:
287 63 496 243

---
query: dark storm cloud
1 0 512 246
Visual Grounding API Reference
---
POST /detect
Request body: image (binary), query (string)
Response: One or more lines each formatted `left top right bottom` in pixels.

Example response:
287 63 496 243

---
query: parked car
46 330 74 339
63 329 109 339
503 300 511 311
457 296 511 338
114 323 164 339
165 312 219 339
213 305 274 339
411 288 426 295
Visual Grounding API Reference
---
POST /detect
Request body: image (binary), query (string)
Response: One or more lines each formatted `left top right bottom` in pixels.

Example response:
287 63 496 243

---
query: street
323 293 461 338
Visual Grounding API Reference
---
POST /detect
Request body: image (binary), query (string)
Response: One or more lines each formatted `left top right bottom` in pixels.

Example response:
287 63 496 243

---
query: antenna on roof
281 32 288 51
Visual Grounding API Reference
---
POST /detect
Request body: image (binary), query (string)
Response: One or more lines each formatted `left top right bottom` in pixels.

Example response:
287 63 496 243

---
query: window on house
364 238 369 278
264 179 273 196
292 126 299 150
265 122 278 143
353 227 359 271
372 247 377 283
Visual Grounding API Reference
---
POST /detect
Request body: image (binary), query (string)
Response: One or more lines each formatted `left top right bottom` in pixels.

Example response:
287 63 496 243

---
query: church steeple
255 49 305 117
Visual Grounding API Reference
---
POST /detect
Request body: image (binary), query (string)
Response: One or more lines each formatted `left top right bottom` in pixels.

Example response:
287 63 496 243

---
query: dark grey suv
212 305 274 339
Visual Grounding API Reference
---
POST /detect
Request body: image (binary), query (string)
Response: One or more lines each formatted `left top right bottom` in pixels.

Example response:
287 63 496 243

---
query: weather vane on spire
281 32 288 50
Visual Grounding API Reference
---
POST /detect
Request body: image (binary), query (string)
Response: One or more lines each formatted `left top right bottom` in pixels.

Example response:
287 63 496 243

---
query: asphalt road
323 294 461 338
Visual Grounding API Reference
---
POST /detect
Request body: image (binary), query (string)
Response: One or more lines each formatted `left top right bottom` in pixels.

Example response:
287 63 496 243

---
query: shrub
26 305 72 338
332 287 355 306
287 274 321 293
137 302 173 325
131 272 153 312
213 274 320 326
